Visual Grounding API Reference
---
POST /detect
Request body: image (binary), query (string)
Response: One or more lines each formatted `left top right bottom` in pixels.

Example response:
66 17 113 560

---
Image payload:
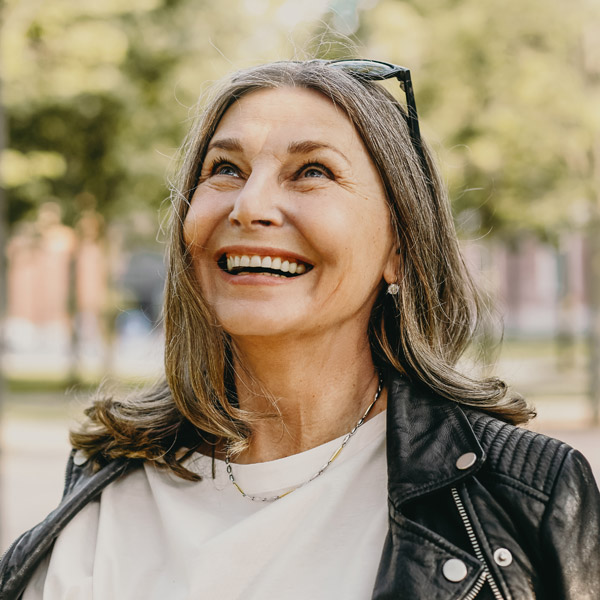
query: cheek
181 209 215 293
182 191 204 242
182 197 217 252
341 215 395 283
181 215 195 250
311 200 391 260
297 210 352 266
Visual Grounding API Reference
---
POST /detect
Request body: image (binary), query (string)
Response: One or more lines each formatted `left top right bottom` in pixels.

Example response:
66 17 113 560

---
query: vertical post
581 13 600 426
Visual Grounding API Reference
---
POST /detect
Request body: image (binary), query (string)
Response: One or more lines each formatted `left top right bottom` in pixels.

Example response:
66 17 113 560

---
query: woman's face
183 86 397 340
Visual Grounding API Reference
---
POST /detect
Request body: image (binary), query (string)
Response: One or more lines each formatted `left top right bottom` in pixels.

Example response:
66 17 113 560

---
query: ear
383 242 401 286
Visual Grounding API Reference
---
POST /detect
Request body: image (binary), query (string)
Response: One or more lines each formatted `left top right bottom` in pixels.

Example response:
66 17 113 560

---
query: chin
216 309 304 339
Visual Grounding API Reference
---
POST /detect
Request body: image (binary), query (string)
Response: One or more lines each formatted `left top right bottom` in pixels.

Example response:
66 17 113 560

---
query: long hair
71 61 533 480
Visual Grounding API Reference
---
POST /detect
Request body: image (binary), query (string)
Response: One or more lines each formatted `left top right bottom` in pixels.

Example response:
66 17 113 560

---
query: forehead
210 86 362 149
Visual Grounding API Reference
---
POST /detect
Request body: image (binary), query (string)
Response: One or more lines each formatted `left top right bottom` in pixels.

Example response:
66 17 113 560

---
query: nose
228 170 284 229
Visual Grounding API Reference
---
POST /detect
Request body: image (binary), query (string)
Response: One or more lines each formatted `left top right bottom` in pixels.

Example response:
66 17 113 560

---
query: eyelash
209 156 239 177
296 162 334 180
205 157 334 180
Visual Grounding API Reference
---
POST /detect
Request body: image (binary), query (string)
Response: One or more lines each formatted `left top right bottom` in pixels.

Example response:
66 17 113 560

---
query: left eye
303 168 325 178
298 163 333 179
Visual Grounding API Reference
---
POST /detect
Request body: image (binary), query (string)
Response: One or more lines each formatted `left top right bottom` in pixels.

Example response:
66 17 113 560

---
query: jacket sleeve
540 448 600 599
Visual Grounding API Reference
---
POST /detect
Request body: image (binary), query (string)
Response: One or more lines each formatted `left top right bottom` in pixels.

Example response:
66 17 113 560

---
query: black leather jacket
1 375 599 599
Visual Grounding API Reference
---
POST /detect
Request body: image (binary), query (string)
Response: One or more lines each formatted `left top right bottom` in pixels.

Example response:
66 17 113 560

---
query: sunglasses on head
313 59 432 195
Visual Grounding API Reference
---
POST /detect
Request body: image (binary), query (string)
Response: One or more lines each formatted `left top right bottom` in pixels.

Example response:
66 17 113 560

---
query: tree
359 0 600 420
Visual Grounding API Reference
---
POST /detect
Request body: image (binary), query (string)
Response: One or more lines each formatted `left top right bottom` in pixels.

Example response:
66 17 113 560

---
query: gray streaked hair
71 61 533 481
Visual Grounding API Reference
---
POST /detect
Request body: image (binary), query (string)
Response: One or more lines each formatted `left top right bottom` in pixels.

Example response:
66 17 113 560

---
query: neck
229 327 386 464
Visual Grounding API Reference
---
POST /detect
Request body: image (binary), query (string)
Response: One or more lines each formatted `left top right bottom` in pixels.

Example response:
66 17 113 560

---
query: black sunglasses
314 59 432 194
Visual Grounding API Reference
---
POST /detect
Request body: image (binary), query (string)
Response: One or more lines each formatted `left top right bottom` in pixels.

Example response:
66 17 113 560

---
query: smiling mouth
218 254 313 278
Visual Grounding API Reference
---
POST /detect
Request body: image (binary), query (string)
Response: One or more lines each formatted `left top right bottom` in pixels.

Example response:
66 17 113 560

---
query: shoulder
386 373 597 502
460 409 600 597
63 449 136 496
462 407 595 502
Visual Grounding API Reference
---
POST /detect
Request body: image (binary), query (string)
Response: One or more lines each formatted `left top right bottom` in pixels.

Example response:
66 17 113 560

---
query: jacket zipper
463 572 487 600
451 487 505 600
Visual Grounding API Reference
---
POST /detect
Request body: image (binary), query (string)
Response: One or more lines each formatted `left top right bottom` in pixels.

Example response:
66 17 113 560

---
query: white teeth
225 254 309 276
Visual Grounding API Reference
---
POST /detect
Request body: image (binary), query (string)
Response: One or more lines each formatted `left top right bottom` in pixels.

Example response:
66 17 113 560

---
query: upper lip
214 245 314 266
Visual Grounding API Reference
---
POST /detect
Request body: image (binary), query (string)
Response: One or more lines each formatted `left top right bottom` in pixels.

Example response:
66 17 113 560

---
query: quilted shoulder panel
465 411 571 497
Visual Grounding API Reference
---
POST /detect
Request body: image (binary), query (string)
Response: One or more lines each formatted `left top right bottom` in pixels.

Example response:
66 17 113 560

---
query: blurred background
0 0 599 550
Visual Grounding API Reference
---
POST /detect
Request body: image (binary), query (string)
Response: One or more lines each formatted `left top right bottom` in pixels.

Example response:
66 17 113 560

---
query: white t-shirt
24 411 388 600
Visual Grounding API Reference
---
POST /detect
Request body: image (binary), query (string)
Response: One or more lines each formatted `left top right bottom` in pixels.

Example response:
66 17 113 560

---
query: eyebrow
206 138 243 153
206 137 350 164
287 140 350 163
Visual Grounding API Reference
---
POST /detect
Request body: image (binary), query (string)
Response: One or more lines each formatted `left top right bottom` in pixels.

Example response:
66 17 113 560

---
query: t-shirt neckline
185 410 386 496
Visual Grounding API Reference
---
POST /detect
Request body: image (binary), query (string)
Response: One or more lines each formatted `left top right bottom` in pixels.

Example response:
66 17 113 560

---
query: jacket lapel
372 376 490 599
385 374 486 508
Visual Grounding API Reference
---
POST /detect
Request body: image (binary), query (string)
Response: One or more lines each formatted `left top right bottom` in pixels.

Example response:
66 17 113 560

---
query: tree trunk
588 218 600 426
588 140 600 426
582 18 600 426
555 237 576 371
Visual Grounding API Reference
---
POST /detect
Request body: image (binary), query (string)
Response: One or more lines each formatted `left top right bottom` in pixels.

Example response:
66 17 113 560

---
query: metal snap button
442 558 468 582
73 450 88 466
455 452 477 470
493 547 513 567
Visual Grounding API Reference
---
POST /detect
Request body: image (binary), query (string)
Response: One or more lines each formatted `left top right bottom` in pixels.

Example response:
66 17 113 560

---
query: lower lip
219 269 307 286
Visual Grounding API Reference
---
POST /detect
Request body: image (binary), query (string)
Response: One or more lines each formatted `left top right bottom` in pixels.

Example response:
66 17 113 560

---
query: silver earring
386 283 399 295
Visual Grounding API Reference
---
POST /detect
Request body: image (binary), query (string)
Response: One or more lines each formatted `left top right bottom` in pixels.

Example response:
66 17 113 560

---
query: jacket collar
385 373 486 508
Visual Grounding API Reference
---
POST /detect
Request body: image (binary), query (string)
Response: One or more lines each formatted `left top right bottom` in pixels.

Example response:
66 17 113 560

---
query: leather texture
1 373 599 600
373 377 600 599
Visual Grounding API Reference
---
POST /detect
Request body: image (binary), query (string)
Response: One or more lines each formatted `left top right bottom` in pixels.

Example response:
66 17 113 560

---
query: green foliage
361 0 599 240
2 0 598 241
8 95 125 224
1 0 353 229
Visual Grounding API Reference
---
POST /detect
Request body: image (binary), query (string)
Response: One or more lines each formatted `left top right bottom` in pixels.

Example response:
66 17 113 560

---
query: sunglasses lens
328 60 397 78
324 59 431 196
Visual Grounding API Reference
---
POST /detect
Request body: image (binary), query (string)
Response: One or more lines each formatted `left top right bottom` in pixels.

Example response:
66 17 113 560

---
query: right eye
211 160 240 178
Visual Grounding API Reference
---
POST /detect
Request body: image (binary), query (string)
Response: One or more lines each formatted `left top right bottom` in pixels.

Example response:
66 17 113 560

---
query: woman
2 59 599 599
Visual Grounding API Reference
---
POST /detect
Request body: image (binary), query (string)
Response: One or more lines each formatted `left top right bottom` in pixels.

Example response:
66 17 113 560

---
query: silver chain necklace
225 373 383 502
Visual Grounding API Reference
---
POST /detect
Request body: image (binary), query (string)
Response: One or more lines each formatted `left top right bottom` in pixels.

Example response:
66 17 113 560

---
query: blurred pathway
1 416 70 552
